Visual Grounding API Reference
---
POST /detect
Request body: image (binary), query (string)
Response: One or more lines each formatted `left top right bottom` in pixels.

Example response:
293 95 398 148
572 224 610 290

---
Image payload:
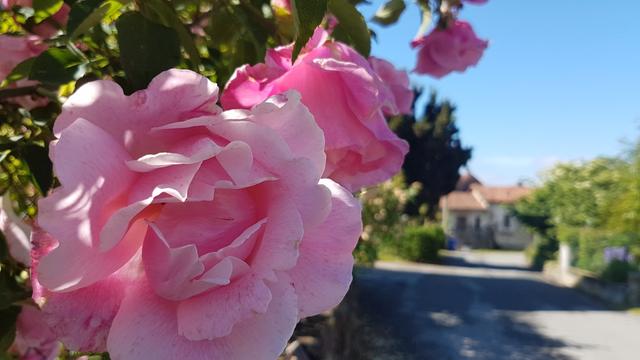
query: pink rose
13 306 61 360
411 20 488 78
463 0 488 4
1 0 31 8
0 35 48 109
0 195 32 265
271 0 291 12
33 69 362 359
369 56 414 115
221 28 409 191
0 35 46 81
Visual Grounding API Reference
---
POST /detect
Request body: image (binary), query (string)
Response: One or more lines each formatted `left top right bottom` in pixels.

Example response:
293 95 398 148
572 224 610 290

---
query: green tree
513 153 637 273
394 91 472 219
606 139 640 234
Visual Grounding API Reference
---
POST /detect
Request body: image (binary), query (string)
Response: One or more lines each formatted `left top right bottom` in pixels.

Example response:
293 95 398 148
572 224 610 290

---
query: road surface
350 251 640 360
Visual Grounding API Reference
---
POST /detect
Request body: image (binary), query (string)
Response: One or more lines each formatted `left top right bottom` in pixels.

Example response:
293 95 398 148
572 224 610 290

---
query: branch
0 86 39 100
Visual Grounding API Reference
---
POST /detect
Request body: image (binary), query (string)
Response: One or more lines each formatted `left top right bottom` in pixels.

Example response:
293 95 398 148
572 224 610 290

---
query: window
503 215 511 229
474 217 481 230
456 216 467 230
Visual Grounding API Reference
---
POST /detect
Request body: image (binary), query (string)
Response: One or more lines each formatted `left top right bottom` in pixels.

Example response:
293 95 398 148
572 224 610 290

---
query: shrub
557 228 640 282
357 175 421 265
601 260 633 283
525 234 558 271
396 224 446 263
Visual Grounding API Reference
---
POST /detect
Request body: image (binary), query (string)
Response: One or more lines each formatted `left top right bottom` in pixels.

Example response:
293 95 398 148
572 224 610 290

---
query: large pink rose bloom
369 56 413 115
33 69 362 359
411 20 488 78
221 29 409 191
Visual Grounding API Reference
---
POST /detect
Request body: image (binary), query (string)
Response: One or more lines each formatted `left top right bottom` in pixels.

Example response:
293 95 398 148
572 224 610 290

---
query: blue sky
358 0 640 185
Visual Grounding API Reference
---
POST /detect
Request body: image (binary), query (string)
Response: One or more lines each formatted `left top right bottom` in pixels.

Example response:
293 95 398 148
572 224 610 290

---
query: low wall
543 261 640 308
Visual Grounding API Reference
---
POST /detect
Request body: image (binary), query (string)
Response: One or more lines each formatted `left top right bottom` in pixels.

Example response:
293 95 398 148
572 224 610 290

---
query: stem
0 86 39 99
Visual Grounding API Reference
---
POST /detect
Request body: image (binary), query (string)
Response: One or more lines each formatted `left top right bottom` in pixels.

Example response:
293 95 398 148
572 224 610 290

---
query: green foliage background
514 139 640 279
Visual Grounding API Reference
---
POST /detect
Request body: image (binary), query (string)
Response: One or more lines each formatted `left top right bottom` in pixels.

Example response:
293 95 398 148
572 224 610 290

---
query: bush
601 260 633 283
525 234 558 271
357 175 421 265
555 228 640 282
577 231 639 282
396 224 446 263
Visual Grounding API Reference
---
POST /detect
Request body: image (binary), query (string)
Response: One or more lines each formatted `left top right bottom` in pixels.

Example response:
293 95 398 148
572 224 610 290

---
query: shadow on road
347 266 605 360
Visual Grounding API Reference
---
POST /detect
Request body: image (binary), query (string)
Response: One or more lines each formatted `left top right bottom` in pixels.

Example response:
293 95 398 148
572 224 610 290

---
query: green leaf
29 48 83 85
20 145 53 195
205 6 239 47
291 0 328 61
32 0 64 24
3 58 35 84
0 306 19 354
372 0 406 26
328 0 371 57
139 0 201 67
67 0 126 39
116 11 181 92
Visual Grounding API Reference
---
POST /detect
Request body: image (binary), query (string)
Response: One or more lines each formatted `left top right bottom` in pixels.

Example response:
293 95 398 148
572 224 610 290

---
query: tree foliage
513 139 640 276
393 90 472 219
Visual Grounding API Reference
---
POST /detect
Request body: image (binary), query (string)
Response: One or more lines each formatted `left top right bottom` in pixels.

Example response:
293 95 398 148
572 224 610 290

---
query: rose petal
37 119 140 291
107 274 297 360
289 179 362 317
176 273 271 340
54 69 220 156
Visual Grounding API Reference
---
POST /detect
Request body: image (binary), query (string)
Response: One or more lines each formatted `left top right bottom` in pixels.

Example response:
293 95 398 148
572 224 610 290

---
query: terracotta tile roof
440 191 486 211
455 173 482 191
470 184 532 204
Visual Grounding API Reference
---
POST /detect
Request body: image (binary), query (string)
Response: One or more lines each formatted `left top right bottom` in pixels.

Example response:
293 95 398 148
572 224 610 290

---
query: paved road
350 251 640 360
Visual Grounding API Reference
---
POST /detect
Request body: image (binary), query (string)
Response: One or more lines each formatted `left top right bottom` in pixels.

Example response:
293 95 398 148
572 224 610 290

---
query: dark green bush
525 234 558 271
601 260 633 283
397 224 446 263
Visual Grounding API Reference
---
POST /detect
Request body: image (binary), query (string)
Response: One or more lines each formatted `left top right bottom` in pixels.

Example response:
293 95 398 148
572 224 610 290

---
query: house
440 173 534 250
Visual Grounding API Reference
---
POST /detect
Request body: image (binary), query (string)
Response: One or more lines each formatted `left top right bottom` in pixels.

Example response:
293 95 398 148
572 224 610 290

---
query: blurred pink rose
13 306 61 360
463 0 488 4
1 0 69 38
222 28 409 191
0 35 48 109
0 35 46 81
369 56 414 115
0 0 30 7
411 20 488 78
271 0 291 12
33 69 362 359
0 195 31 265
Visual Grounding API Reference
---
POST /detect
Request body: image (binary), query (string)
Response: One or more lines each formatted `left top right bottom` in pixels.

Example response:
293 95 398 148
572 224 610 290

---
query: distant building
440 174 533 250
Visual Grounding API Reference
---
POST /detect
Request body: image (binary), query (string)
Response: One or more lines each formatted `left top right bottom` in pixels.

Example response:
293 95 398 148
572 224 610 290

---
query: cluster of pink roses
267 0 489 79
3 24 413 360
1 1 492 358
